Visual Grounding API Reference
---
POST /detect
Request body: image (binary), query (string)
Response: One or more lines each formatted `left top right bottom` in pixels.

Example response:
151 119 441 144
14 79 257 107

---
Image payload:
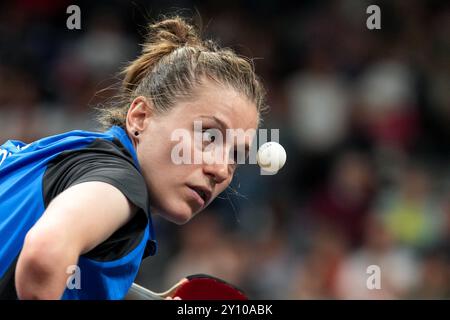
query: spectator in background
376 163 445 250
438 192 450 259
289 224 348 299
0 67 40 142
408 191 450 299
74 10 136 79
409 250 450 299
355 59 420 151
286 49 350 154
335 213 419 299
306 150 376 246
242 220 297 300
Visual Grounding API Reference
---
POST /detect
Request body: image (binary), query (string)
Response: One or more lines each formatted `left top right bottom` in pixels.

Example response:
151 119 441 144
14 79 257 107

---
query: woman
0 16 266 299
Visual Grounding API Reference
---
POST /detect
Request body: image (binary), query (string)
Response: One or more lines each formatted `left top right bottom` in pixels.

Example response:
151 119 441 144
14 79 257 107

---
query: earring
134 131 139 136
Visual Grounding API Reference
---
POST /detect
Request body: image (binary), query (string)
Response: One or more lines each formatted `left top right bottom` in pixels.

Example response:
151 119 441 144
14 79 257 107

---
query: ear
126 96 153 135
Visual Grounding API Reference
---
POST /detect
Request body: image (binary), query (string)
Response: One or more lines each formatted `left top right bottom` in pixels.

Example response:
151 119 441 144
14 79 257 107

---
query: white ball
257 142 287 173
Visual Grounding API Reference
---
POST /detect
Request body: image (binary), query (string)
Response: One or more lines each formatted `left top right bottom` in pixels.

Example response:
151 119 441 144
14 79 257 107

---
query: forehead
174 81 259 131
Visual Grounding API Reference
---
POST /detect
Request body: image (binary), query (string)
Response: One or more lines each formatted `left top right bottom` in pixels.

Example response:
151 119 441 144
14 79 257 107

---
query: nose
202 155 230 185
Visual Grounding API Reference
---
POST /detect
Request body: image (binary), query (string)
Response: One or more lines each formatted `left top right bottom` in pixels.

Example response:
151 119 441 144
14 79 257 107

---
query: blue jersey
0 126 157 299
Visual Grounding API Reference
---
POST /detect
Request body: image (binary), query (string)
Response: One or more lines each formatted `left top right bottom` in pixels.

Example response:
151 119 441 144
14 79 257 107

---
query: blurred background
0 0 449 299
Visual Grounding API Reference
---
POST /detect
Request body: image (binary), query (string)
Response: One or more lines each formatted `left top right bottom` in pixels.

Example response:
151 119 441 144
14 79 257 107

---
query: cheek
137 141 174 194
141 135 178 168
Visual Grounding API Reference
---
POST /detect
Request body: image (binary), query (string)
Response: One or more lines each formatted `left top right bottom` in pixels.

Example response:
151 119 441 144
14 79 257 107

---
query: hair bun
149 16 201 47
121 16 202 93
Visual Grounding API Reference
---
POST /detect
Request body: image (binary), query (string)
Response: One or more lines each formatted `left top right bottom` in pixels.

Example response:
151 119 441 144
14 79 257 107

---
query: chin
158 204 194 225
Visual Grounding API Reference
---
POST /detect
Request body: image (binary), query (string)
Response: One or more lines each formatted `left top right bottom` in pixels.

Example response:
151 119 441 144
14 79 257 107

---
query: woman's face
127 81 258 224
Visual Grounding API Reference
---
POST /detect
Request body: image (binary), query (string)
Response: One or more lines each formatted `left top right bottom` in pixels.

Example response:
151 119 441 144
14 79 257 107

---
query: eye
202 129 216 143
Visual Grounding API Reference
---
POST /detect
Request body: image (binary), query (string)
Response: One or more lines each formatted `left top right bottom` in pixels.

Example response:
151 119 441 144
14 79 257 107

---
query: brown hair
97 16 267 128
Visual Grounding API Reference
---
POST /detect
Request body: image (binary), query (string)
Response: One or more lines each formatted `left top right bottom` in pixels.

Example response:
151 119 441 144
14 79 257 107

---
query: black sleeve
42 138 149 262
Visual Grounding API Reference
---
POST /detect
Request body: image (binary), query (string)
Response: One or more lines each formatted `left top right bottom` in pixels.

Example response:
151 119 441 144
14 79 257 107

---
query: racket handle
125 283 163 300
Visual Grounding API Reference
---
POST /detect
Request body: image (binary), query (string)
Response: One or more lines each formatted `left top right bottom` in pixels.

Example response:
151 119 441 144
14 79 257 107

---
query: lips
187 184 212 205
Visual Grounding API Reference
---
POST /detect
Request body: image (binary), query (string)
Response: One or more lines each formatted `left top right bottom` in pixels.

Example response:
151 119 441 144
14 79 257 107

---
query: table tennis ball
257 142 286 173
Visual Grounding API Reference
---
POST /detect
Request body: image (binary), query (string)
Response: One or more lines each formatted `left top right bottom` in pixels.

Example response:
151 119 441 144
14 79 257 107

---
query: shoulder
43 136 149 216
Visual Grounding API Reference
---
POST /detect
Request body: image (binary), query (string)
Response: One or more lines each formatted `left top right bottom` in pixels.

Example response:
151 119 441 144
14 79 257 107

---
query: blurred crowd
0 0 449 299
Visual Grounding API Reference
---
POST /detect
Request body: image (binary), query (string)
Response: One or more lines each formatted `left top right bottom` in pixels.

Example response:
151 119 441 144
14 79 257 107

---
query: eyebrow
199 115 251 155
199 115 230 131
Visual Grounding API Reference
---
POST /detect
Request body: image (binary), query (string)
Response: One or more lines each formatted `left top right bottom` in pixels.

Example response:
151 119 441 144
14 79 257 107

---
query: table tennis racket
125 274 248 300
